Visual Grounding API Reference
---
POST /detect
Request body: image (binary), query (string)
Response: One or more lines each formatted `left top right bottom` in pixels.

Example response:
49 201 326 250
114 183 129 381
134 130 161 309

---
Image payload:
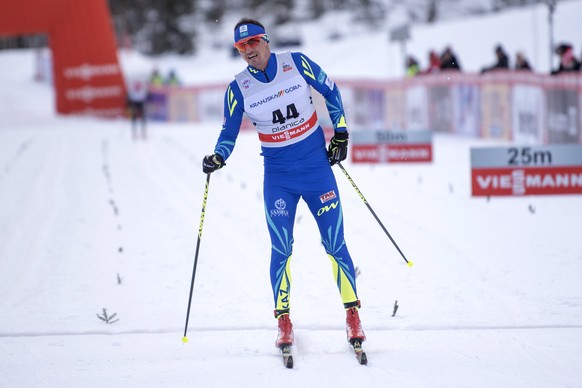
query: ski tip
407 260 414 267
359 352 368 365
181 336 189 344
280 345 293 369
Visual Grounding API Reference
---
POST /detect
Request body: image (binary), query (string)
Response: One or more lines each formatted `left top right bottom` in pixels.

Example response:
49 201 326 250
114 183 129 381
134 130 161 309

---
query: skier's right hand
202 153 225 174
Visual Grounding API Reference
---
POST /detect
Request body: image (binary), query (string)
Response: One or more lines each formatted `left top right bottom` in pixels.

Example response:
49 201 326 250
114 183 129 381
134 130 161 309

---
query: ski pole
337 162 414 267
182 173 211 343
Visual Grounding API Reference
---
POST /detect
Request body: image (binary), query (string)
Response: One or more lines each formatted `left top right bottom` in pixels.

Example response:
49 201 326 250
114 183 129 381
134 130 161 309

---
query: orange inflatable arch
0 0 126 116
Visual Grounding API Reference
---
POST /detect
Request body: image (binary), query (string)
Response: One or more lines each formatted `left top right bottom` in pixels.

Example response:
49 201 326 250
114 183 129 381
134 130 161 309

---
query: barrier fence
146 71 582 145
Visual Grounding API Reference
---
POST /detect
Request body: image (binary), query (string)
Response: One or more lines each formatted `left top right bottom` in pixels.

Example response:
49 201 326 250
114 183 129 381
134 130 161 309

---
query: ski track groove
2 323 581 338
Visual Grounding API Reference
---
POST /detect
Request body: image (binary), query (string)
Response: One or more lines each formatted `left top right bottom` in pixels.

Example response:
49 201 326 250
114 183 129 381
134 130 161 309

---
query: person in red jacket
419 50 441 75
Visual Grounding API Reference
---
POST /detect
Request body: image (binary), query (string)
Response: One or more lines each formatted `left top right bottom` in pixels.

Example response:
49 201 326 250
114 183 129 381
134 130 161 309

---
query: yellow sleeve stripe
227 86 238 117
301 56 316 80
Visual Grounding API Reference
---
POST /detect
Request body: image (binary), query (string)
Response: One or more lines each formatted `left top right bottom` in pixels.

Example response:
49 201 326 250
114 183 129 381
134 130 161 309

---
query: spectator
514 52 532 71
406 55 420 77
439 46 461 71
481 44 509 73
126 80 149 141
422 50 441 74
165 69 181 86
149 68 164 87
551 43 581 74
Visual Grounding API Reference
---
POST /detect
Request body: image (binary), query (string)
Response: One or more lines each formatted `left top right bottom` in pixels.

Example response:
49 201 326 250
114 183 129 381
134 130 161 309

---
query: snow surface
1 4 582 387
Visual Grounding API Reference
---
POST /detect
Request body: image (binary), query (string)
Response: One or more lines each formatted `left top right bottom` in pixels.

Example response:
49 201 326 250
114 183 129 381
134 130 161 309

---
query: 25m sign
471 145 582 196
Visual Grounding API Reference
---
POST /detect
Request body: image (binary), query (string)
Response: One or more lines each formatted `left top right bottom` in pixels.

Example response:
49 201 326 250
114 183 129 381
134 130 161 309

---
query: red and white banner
0 0 127 117
471 145 582 196
351 129 433 163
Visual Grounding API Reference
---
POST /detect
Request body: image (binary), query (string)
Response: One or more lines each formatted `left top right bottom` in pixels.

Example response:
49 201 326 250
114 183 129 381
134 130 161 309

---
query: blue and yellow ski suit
213 51 360 313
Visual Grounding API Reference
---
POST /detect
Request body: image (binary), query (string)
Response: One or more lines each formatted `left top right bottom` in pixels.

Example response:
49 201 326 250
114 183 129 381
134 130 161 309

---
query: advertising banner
385 85 406 130
481 82 512 140
452 84 480 136
351 129 433 163
405 85 429 130
428 85 453 133
168 89 197 122
195 88 225 123
135 72 581 146
146 90 169 121
512 84 544 144
345 88 385 129
545 76 580 144
471 145 582 196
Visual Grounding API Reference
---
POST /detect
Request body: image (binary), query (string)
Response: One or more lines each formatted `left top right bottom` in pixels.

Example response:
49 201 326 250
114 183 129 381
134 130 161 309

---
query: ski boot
275 310 294 368
275 310 294 348
345 301 366 343
345 301 367 365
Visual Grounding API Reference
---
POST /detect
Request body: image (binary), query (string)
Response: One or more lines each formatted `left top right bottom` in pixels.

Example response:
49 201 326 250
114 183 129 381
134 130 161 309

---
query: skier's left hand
327 131 349 166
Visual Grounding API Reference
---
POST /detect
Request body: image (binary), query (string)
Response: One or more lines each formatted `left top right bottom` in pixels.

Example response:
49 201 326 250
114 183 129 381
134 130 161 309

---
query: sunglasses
234 34 265 52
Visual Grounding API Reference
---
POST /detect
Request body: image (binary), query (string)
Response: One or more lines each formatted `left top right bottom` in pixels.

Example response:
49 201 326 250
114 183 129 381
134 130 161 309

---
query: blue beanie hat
234 23 266 43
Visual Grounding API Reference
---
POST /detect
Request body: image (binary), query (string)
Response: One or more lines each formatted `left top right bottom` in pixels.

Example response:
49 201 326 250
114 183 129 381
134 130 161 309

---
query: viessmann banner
350 129 433 163
470 145 582 196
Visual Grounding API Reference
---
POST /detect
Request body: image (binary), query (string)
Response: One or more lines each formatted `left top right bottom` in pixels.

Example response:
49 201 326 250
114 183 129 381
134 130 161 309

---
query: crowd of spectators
148 68 182 87
405 42 581 77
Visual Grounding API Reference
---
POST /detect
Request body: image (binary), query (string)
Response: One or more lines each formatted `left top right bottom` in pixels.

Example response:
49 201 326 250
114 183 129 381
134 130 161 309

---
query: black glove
202 153 225 174
327 131 349 166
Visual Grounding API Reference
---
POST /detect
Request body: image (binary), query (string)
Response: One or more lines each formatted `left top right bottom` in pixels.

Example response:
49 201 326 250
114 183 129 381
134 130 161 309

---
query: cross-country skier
202 18 366 356
126 80 149 141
